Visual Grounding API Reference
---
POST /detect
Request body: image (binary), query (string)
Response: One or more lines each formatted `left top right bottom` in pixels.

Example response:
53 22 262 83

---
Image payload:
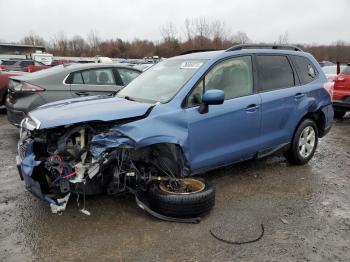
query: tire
147 178 215 218
284 118 318 165
334 110 346 119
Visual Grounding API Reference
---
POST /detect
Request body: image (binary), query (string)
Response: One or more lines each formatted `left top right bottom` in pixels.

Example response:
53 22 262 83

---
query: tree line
18 17 350 62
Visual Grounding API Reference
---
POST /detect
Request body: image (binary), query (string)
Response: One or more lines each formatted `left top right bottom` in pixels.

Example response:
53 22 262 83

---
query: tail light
0 65 5 70
324 81 334 98
14 82 45 92
334 76 345 82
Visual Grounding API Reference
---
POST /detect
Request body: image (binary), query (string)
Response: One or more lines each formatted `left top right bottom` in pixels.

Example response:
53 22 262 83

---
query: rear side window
341 65 350 75
82 69 116 85
256 55 295 92
117 68 141 86
69 68 117 85
72 72 84 84
291 55 317 84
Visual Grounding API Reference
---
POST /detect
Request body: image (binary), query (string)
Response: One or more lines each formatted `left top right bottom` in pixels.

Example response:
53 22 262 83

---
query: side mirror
199 89 224 114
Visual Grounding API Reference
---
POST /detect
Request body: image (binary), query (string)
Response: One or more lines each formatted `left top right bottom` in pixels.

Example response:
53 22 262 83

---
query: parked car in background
0 70 27 106
0 59 18 69
322 65 346 81
0 59 50 72
17 45 333 217
6 63 142 126
333 63 350 118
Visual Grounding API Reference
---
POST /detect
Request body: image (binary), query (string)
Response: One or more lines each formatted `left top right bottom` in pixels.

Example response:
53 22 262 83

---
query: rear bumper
333 100 350 111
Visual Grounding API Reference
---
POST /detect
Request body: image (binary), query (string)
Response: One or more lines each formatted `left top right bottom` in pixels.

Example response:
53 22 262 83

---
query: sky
0 0 349 45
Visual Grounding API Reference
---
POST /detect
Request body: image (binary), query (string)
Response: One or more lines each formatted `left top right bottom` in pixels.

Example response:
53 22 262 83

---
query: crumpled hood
28 95 154 129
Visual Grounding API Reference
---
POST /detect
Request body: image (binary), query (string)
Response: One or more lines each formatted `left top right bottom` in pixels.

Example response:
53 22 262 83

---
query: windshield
117 59 206 103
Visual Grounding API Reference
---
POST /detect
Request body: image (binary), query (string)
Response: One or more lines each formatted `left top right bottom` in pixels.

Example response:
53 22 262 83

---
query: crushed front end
17 116 157 213
16 115 195 218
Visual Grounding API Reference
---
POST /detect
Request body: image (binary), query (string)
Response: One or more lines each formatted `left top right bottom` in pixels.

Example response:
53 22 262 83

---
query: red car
333 63 350 118
0 71 27 106
0 59 50 72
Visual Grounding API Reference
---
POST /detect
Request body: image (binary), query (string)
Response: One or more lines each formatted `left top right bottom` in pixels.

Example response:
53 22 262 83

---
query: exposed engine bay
17 120 208 221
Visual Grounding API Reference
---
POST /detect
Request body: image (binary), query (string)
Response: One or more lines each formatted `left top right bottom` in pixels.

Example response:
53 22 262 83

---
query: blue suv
17 45 333 218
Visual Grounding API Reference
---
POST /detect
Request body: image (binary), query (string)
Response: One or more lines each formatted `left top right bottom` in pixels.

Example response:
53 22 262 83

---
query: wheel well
145 143 190 177
301 110 326 137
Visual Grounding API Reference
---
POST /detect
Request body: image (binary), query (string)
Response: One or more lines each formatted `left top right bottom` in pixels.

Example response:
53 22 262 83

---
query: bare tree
233 31 250 44
160 22 179 42
50 32 69 55
183 18 195 42
277 31 289 45
21 32 46 46
87 30 100 54
211 20 230 48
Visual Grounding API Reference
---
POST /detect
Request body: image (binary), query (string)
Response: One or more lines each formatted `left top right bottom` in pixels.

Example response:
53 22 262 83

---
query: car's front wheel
284 119 318 165
147 178 215 218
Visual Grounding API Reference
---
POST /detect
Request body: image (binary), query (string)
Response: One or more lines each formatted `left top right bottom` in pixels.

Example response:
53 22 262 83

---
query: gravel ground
0 108 349 262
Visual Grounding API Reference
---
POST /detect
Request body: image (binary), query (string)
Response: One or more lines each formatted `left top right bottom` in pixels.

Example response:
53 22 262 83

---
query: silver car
6 63 142 126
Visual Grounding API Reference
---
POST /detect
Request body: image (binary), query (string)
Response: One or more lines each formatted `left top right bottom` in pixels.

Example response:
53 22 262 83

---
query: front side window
117 68 141 86
117 59 205 103
186 56 253 107
256 55 295 91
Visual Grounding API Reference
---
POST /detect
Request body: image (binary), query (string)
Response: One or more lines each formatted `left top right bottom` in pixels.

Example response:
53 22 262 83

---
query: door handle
75 92 90 96
245 104 259 113
294 93 305 100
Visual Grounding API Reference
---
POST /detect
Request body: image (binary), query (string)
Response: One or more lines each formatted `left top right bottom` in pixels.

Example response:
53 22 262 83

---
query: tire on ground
284 118 318 165
147 179 215 218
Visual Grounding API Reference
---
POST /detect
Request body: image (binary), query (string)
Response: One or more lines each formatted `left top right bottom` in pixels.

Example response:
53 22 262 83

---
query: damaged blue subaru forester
17 45 333 219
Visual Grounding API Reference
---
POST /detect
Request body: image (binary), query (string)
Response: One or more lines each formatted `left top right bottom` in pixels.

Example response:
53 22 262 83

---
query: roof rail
226 44 303 52
178 49 218 56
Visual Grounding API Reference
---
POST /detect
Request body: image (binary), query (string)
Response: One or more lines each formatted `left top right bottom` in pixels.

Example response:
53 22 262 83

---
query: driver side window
186 56 253 107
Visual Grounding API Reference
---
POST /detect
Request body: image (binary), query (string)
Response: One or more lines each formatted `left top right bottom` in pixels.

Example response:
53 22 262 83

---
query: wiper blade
124 96 136 101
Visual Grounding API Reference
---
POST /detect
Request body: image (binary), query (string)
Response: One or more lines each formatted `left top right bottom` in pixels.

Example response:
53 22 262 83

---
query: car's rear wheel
334 110 346 119
147 178 215 218
284 119 318 165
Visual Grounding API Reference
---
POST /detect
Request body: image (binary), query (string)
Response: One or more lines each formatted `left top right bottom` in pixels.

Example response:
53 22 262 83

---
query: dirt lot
0 108 349 262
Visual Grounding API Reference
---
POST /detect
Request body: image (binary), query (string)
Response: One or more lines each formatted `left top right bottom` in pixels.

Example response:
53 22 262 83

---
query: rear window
1 60 17 66
256 55 295 92
341 65 350 75
291 55 317 84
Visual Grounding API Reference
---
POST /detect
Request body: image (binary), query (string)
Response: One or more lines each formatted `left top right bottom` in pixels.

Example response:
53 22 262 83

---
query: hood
28 95 154 129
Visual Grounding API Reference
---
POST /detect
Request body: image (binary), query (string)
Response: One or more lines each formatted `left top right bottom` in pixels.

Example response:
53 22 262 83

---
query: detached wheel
334 110 346 119
284 118 318 165
147 178 215 218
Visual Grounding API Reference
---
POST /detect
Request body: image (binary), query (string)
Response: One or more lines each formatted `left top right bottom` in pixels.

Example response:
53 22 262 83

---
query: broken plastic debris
50 193 71 214
80 209 91 216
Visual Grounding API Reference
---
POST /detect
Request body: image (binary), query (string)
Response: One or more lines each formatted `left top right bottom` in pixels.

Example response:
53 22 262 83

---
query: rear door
69 67 124 97
256 54 306 150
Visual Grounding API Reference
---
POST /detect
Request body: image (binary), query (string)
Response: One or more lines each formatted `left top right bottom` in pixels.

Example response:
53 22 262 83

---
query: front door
184 56 262 172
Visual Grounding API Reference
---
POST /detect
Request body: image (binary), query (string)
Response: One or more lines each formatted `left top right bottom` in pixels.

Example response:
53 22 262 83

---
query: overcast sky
0 0 349 45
